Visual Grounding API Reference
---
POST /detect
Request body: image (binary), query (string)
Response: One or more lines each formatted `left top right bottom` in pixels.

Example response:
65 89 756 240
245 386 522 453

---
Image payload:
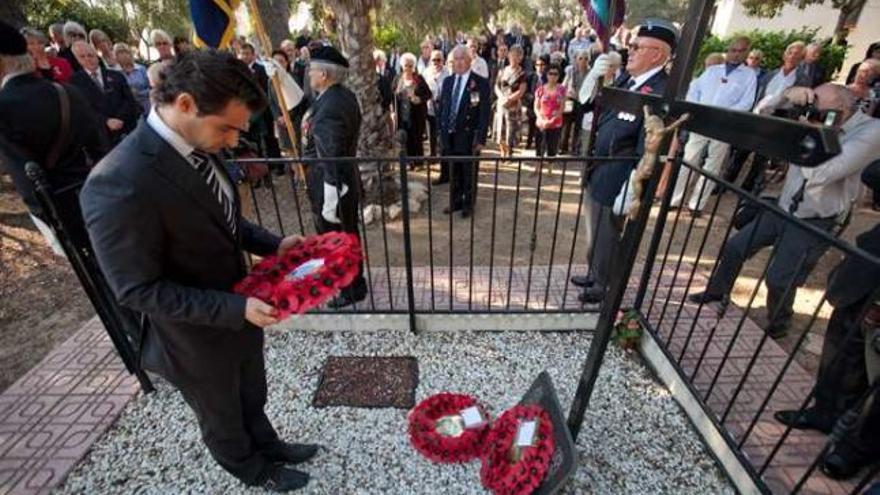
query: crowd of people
1 13 880 492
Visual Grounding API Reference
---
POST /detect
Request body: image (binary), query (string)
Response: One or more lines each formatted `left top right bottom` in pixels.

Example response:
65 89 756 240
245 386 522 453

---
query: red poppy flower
408 393 492 464
480 404 555 495
233 232 362 319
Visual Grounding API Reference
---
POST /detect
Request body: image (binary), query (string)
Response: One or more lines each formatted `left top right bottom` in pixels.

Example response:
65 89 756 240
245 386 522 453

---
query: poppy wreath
408 393 492 464
480 404 555 495
233 231 362 318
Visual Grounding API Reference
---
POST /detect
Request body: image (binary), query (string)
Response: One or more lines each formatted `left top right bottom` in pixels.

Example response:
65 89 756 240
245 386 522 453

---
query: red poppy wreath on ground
233 231 362 318
480 404 555 495
408 393 493 464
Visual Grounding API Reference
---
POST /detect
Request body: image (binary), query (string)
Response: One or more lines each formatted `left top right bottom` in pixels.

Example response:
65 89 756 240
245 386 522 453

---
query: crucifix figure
626 107 689 220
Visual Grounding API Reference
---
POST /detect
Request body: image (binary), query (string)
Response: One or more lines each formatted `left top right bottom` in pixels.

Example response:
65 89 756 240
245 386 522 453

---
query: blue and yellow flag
580 0 625 43
190 0 240 48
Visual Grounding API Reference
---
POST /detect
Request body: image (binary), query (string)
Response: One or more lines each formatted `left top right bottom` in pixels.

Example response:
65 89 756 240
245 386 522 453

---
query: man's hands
277 234 304 256
783 87 817 107
245 297 279 327
107 118 124 131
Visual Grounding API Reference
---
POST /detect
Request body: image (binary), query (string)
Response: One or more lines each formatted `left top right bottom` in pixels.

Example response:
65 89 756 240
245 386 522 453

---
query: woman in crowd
494 44 527 157
20 28 72 82
394 52 432 167
561 49 590 155
113 43 151 113
845 41 880 84
89 29 118 69
268 49 298 155
534 64 566 176
848 59 880 117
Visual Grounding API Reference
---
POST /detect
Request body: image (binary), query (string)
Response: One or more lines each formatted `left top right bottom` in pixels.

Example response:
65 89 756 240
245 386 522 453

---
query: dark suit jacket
827 223 880 309
436 72 491 154
587 70 669 206
70 67 141 142
79 121 281 384
0 73 108 216
797 62 826 88
302 84 362 211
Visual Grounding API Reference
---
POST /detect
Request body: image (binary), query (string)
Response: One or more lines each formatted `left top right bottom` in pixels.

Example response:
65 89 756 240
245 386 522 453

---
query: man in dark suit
435 45 490 217
0 22 108 246
69 40 140 145
798 42 827 89
775 161 880 479
239 43 281 161
573 20 676 304
301 46 368 308
79 50 316 492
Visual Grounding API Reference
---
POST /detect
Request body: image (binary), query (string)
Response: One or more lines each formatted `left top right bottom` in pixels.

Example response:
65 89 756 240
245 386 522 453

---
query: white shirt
779 110 880 218
567 37 591 61
470 57 489 79
450 71 471 113
764 67 798 100
628 66 664 91
146 108 234 202
423 66 449 116
416 56 431 75
686 63 757 111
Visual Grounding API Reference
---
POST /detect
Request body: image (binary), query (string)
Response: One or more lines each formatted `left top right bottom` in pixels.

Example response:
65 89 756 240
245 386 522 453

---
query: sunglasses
431 58 442 62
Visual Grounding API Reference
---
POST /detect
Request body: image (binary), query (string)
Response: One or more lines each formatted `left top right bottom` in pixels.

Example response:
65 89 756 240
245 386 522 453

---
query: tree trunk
0 2 26 28
253 0 292 48
326 0 398 206
832 0 867 44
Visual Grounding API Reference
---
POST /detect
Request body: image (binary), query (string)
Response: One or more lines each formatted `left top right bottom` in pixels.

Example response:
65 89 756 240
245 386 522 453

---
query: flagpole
245 0 305 180
584 0 619 158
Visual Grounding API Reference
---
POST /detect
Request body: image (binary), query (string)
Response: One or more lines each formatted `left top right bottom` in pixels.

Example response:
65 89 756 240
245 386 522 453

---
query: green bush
696 28 848 80
24 0 130 44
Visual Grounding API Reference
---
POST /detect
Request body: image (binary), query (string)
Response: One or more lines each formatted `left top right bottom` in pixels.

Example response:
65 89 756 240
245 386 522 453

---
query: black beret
310 45 349 69
637 18 679 50
0 21 27 57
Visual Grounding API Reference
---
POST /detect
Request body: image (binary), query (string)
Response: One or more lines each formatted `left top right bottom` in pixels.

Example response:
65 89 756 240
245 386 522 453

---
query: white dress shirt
779 110 880 218
470 57 489 79
146 108 234 202
686 63 758 111
764 67 798 100
423 66 449 117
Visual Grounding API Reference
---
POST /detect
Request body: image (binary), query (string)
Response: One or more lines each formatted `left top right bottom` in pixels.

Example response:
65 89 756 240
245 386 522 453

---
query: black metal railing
631 156 880 494
230 155 636 321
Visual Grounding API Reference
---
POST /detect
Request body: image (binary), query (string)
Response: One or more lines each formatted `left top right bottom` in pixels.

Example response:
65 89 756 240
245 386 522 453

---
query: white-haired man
58 20 87 71
150 29 174 62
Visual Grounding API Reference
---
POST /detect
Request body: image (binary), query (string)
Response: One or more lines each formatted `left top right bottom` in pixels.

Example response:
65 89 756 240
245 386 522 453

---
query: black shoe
821 443 873 480
688 291 723 304
443 205 462 214
773 408 833 434
327 288 368 309
578 286 605 304
263 442 320 465
461 208 471 218
570 275 594 288
261 464 309 492
432 178 449 186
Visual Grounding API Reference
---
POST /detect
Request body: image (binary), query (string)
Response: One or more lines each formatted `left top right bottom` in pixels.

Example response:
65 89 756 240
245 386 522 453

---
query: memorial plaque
517 372 577 494
312 356 419 408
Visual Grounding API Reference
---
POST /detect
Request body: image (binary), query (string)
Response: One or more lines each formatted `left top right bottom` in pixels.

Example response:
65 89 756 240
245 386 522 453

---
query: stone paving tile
0 262 871 494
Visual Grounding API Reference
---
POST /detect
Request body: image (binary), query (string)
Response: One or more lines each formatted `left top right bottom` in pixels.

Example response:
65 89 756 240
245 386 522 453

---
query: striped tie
189 150 237 237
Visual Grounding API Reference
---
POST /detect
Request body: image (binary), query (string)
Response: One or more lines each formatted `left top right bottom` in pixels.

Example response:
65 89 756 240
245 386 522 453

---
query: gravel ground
57 330 733 495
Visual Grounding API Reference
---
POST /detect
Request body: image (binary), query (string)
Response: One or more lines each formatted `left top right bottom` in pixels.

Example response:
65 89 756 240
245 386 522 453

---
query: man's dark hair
241 42 255 53
152 49 267 115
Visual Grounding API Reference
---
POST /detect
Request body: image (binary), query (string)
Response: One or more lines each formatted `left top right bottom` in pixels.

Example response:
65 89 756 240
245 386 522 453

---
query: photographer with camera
689 84 880 338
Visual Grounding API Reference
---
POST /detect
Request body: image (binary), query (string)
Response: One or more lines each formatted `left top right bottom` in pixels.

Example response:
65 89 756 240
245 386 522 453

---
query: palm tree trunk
253 0 292 48
325 0 398 205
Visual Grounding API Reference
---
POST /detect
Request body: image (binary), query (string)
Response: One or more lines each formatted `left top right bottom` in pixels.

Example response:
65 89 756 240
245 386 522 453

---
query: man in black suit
0 22 108 247
435 45 490 217
775 161 880 480
79 50 316 492
798 42 827 89
69 40 140 145
301 46 368 308
239 43 281 161
572 20 676 304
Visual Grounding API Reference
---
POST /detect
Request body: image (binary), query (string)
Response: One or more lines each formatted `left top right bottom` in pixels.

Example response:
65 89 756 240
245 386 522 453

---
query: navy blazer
436 72 491 153
70 67 141 142
587 69 669 207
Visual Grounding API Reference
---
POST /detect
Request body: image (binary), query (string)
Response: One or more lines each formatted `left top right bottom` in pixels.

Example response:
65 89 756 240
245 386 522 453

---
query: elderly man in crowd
89 29 117 69
798 42 826 88
572 19 676 304
70 40 141 144
422 49 449 161
670 36 757 215
467 38 489 79
690 84 880 338
58 20 88 71
150 29 175 63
